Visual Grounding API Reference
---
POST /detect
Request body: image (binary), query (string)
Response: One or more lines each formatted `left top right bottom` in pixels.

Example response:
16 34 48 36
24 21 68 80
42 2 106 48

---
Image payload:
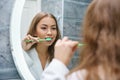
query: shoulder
66 69 87 80
22 48 35 67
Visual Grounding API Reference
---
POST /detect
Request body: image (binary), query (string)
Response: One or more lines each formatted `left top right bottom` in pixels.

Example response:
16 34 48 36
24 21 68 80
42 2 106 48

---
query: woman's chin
46 41 53 46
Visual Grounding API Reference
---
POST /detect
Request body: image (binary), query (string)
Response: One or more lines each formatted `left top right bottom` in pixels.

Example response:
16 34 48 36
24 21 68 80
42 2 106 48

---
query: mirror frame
10 0 35 80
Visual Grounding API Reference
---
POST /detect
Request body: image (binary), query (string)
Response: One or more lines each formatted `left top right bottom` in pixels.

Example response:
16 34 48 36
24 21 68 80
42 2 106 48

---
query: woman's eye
52 27 56 30
41 27 47 30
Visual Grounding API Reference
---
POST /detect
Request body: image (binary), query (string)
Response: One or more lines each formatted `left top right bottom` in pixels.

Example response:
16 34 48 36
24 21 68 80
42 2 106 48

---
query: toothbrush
25 38 85 46
25 37 52 42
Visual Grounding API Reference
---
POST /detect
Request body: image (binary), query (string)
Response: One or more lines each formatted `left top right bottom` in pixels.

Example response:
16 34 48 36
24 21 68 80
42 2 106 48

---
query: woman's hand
54 37 79 66
21 34 39 51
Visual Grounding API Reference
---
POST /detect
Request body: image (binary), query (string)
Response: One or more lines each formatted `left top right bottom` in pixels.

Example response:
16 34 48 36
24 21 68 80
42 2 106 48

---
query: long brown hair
71 0 120 80
27 12 61 61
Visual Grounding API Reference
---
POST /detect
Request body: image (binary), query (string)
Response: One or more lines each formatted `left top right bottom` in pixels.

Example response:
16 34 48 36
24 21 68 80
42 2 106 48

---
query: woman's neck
35 44 49 70
35 44 48 55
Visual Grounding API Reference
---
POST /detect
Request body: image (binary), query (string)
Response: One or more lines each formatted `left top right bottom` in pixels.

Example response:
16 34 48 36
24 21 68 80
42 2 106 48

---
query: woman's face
35 16 57 46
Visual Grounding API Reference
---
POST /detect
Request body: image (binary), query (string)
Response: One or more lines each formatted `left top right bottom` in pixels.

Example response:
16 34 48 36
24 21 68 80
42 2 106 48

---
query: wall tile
0 0 20 79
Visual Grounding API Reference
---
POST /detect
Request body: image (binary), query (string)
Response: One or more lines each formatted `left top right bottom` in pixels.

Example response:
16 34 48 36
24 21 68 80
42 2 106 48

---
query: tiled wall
63 0 91 69
63 0 88 38
41 0 91 69
0 0 20 79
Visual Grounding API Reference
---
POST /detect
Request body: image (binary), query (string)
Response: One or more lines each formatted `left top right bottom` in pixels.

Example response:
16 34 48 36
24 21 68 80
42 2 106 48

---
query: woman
22 12 61 80
41 0 120 80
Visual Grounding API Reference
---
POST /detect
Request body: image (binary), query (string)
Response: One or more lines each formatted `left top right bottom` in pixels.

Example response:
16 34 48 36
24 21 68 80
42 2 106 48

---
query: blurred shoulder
66 69 87 80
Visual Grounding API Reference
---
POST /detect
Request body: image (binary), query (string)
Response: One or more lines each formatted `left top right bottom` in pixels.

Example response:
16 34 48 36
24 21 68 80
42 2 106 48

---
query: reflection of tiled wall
41 0 92 69
0 0 20 79
63 0 90 40
68 0 92 3
64 0 91 69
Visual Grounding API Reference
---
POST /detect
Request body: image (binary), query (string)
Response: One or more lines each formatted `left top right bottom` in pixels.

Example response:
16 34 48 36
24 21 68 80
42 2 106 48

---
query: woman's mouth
45 37 52 41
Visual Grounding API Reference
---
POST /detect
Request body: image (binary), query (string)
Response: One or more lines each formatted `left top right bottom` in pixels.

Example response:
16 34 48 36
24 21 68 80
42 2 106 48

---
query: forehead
39 16 56 25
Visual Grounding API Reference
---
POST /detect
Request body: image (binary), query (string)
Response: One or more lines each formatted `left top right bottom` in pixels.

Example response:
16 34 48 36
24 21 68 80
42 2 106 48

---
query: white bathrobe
23 48 49 80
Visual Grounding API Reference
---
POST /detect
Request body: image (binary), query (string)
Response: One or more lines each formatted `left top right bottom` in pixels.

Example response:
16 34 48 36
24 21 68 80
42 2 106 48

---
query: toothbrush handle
25 40 34 42
78 43 85 47
25 39 46 42
38 39 46 42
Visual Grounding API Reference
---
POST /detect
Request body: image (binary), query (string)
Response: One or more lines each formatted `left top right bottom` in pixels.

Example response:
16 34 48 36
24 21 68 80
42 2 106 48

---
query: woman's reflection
21 12 61 80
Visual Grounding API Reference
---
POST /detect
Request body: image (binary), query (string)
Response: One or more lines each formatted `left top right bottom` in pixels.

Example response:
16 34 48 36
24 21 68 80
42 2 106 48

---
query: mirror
10 0 90 80
10 0 36 80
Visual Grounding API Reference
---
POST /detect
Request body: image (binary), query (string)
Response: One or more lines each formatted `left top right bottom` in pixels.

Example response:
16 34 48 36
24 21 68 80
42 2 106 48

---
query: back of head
76 0 120 80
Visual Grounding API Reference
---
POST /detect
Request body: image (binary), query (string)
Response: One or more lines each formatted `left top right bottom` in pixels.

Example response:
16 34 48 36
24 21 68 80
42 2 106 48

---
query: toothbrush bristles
45 38 52 41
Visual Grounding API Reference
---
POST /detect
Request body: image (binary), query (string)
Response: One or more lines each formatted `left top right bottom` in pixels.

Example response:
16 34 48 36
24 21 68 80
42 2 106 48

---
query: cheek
53 31 57 36
36 30 46 37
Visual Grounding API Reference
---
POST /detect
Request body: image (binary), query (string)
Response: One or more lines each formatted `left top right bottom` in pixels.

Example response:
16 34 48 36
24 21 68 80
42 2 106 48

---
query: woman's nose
47 29 52 35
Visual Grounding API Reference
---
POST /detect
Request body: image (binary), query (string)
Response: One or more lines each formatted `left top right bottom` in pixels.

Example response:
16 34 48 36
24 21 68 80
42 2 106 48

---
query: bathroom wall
0 0 20 79
63 0 92 69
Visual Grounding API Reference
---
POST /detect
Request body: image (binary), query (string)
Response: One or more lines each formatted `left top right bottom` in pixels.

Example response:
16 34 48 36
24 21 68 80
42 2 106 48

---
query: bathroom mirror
10 0 90 80
10 0 36 80
10 0 63 79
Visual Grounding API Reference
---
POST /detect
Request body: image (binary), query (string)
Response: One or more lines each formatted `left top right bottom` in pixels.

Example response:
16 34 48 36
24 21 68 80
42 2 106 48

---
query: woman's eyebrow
51 24 56 27
41 24 56 27
41 24 48 27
